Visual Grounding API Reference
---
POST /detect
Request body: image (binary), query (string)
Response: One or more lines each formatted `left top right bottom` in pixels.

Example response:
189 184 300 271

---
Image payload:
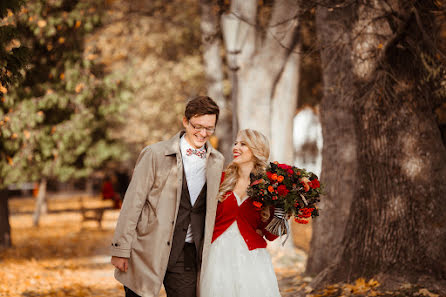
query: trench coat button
167 241 170 246
171 221 174 225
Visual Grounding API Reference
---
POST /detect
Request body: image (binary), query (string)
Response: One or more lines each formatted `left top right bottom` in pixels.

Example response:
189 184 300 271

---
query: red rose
287 169 294 175
278 163 291 170
266 172 273 181
277 185 289 196
310 179 320 189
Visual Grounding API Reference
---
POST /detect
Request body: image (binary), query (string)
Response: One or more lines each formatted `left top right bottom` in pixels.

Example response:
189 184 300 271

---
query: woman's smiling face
232 135 254 165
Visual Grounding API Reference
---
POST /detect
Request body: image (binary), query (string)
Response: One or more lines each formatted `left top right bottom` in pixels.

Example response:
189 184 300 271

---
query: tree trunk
305 3 358 276
309 1 446 291
32 178 47 227
0 189 11 248
229 0 300 162
268 49 300 251
270 48 300 164
200 0 233 162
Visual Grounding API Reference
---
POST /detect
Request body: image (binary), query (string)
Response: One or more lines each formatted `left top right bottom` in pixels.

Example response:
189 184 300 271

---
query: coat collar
164 131 183 156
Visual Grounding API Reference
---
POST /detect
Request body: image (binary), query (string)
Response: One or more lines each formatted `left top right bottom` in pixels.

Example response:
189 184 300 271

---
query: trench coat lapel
202 145 221 267
164 131 184 227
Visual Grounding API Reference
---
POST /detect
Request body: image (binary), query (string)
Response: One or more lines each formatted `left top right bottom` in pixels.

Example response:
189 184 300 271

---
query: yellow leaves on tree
5 39 21 52
75 83 85 93
0 83 8 94
37 19 47 28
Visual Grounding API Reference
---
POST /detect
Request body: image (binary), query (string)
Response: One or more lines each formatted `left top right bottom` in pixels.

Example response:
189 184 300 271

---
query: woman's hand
256 229 264 236
260 206 271 222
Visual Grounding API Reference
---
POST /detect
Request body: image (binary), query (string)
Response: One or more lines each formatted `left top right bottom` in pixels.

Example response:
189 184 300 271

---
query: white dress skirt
200 193 281 297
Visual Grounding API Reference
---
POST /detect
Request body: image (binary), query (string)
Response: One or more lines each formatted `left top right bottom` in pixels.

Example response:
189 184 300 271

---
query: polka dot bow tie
186 148 206 159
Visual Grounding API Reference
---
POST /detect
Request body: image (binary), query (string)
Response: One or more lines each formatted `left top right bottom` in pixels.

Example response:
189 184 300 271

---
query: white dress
200 193 281 297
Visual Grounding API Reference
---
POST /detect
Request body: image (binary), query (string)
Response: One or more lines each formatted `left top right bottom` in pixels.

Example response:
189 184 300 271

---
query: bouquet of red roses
247 162 323 240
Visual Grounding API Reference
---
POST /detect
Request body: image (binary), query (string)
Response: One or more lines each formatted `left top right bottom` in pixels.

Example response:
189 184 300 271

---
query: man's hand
111 256 129 272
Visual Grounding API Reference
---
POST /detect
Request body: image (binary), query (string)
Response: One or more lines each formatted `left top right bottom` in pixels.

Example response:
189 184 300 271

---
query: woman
200 129 281 297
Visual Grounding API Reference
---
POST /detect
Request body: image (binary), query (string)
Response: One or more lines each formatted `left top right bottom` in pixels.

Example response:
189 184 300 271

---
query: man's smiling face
182 114 217 149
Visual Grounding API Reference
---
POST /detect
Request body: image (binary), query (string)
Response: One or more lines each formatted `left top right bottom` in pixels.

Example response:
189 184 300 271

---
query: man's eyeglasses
189 121 215 134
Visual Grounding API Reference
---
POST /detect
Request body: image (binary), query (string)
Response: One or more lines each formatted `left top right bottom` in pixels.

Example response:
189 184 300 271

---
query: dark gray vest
167 170 207 269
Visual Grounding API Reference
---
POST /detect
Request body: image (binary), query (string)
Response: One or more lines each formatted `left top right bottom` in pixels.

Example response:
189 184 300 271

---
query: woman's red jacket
211 190 278 250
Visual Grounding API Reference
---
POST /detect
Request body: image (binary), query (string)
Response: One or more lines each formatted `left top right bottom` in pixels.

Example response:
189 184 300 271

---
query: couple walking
110 96 281 297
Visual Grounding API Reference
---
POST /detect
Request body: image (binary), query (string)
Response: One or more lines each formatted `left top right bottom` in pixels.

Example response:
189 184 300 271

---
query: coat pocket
136 199 156 236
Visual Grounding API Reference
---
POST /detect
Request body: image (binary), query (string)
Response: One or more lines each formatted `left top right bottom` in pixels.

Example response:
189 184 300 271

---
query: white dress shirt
180 135 207 243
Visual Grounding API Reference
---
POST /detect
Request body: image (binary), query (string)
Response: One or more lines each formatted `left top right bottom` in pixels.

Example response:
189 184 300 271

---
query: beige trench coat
110 131 224 297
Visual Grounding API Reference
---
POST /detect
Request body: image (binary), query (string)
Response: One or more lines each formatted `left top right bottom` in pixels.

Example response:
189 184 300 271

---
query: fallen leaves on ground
0 195 127 297
285 278 445 297
2 195 443 297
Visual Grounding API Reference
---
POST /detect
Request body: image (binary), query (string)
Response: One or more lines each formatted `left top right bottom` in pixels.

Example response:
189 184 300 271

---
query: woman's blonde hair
218 129 270 201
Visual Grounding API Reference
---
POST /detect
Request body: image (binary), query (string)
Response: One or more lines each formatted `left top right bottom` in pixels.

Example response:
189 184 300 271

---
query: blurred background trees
86 0 209 157
0 0 28 248
1 0 132 231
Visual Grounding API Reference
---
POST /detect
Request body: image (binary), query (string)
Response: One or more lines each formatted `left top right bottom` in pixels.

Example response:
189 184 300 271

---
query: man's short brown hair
185 96 220 123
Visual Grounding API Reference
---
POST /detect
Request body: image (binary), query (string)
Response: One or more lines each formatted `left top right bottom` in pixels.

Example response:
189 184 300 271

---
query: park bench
78 197 114 228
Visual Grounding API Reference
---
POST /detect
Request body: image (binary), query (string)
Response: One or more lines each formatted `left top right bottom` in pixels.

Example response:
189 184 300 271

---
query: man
110 96 224 297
